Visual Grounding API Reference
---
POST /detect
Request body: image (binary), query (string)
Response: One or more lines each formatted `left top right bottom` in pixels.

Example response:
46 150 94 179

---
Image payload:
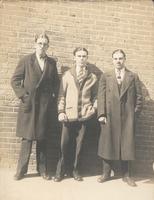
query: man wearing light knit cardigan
54 47 97 182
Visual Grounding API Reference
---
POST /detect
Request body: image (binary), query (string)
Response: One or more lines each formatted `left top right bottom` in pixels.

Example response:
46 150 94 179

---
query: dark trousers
16 138 47 176
56 121 86 176
102 159 130 177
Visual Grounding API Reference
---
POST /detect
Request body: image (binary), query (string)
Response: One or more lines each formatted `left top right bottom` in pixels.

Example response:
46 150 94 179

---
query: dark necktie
117 70 122 85
77 68 87 85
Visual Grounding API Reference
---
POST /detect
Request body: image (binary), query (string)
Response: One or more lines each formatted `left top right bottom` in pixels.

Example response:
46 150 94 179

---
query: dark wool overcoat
97 69 142 160
11 53 59 140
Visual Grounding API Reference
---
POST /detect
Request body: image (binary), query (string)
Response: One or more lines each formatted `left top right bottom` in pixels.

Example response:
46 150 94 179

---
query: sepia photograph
0 0 154 200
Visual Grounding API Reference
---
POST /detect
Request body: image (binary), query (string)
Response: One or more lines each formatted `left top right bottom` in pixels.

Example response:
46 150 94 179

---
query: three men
54 47 97 182
97 49 142 186
11 39 143 186
11 33 59 180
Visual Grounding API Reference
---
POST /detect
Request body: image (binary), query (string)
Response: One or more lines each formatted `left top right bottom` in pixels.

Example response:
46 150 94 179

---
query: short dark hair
112 49 126 58
35 33 49 44
73 47 88 56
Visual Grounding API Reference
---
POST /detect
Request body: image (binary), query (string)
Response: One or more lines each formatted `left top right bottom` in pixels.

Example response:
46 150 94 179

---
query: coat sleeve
97 74 106 118
57 74 67 114
134 74 143 113
52 60 60 99
11 57 27 99
91 75 98 109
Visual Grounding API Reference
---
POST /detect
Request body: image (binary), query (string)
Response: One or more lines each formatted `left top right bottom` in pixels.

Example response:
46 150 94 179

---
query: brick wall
0 0 154 176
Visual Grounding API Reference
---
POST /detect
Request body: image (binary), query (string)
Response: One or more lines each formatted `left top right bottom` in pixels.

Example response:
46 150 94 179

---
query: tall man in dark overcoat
11 33 59 180
97 49 142 186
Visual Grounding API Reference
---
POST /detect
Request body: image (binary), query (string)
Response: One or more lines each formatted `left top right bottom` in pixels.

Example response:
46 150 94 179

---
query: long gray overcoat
97 69 142 160
11 53 59 140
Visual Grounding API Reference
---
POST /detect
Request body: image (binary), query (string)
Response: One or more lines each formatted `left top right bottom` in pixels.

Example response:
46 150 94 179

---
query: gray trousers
16 138 47 175
102 159 130 177
56 121 87 176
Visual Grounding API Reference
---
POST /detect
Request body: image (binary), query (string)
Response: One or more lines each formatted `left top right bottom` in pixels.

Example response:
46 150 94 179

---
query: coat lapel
120 69 134 99
70 64 91 90
30 54 53 89
34 56 50 88
70 64 80 89
36 57 48 88
30 53 47 87
108 71 120 99
31 53 42 78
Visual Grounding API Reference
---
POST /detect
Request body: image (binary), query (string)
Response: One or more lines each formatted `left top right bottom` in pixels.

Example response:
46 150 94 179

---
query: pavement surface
0 168 154 200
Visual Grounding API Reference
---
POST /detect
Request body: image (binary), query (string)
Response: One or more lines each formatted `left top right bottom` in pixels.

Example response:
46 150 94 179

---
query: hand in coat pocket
20 93 32 113
21 93 30 103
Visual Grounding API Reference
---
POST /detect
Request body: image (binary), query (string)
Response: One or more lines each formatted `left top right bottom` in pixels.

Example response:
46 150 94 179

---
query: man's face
35 37 49 56
112 52 125 70
74 50 88 67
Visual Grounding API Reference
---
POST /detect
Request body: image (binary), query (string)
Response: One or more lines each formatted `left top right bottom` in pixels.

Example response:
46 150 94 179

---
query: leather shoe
14 173 24 181
73 171 83 181
73 175 83 181
53 175 64 182
122 176 137 187
41 173 51 180
97 173 110 183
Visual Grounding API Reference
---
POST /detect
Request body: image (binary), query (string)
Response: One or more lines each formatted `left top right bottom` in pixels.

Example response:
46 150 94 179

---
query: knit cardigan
58 65 97 121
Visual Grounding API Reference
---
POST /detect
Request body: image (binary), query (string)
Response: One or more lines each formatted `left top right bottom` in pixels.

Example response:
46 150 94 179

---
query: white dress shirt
36 53 45 72
76 65 86 77
115 67 125 84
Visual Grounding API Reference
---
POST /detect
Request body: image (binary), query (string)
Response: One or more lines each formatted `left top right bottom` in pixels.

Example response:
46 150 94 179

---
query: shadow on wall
80 68 154 177
78 63 103 176
132 81 154 178
46 71 154 178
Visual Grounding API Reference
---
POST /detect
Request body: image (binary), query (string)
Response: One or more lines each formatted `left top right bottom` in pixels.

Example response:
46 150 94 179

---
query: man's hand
21 93 29 103
135 107 138 113
98 116 107 124
58 113 68 122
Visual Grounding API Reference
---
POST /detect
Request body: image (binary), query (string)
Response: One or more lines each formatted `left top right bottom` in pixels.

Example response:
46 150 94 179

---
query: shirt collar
36 52 47 60
76 64 87 73
115 67 125 74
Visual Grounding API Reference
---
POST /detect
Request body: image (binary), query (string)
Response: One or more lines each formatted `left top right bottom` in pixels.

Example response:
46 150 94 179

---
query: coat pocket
20 94 32 113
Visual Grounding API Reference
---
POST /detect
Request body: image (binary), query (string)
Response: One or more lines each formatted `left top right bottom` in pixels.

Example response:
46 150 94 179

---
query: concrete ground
0 168 154 200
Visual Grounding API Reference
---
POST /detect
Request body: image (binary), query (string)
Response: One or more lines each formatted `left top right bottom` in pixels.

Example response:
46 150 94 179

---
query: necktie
39 54 46 59
38 56 45 72
77 67 86 85
117 70 122 85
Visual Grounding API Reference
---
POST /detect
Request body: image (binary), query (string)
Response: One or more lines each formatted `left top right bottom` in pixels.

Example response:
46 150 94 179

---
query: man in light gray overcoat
11 33 59 180
97 49 142 186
